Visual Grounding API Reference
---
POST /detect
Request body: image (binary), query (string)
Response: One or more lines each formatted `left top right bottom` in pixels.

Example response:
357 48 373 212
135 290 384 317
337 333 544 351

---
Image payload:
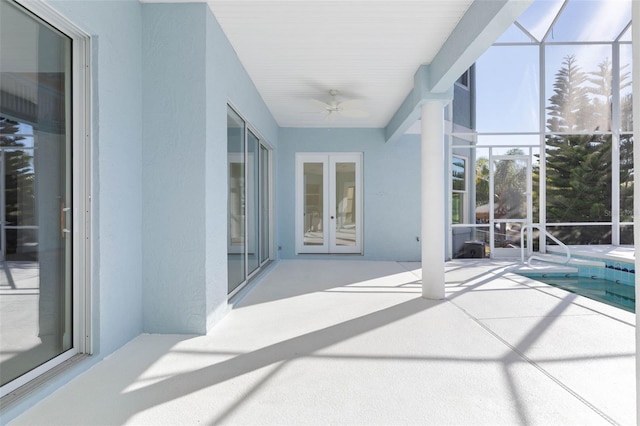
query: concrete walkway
10 260 636 425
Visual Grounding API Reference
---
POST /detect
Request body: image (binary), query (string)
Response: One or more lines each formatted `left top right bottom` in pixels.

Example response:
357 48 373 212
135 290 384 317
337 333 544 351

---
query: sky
474 0 633 137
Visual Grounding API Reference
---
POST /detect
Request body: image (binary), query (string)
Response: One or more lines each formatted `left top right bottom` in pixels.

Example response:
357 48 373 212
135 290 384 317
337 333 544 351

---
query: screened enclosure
448 0 633 258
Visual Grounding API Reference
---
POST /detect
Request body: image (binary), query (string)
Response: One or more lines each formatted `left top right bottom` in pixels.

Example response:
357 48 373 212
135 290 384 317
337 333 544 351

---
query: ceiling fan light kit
310 89 370 120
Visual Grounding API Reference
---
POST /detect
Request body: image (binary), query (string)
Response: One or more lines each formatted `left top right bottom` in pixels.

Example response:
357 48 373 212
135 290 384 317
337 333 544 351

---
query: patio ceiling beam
428 0 532 93
384 0 532 144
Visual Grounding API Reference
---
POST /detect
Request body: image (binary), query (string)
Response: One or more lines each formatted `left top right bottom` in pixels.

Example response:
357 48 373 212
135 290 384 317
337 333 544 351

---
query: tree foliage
544 54 632 244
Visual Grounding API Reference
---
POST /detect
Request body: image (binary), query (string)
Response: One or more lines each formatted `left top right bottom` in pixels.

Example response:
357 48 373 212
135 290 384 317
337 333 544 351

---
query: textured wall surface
51 0 144 357
204 7 279 331
141 3 278 333
142 4 208 334
277 128 422 261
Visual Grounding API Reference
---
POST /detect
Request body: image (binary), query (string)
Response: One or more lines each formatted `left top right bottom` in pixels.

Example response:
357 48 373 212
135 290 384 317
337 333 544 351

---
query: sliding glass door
226 106 271 296
0 0 75 392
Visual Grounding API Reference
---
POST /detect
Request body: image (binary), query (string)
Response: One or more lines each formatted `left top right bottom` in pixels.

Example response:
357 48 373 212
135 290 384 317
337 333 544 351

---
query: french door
296 153 362 254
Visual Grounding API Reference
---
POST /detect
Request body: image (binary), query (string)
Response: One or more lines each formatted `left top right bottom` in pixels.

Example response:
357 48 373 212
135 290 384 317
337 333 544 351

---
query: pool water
520 274 635 313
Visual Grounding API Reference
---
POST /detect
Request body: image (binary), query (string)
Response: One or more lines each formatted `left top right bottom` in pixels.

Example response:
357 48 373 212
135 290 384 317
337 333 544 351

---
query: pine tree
544 55 612 244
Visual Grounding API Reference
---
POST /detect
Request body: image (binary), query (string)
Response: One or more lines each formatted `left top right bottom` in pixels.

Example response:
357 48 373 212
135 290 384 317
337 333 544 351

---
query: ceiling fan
309 89 369 120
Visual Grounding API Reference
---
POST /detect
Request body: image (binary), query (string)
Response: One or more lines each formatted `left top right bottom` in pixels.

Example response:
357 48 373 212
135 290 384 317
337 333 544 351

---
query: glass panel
0 0 72 386
454 227 490 258
452 193 462 224
475 134 539 147
620 44 633 132
547 0 631 42
5 149 36 227
620 135 633 222
545 134 612 222
474 148 490 224
246 131 259 275
494 221 525 250
620 225 633 245
452 156 465 191
335 162 356 246
495 23 535 44
547 225 612 245
620 25 632 42
303 163 323 246
227 107 245 293
260 145 269 263
545 44 612 133
476 46 539 133
493 157 528 220
516 0 563 42
531 146 541 224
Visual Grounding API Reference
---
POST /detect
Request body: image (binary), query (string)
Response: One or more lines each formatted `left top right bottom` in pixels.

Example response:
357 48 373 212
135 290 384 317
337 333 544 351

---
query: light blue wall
2 0 144 421
204 7 279 330
278 128 421 261
141 3 279 333
141 4 208 334
49 0 144 358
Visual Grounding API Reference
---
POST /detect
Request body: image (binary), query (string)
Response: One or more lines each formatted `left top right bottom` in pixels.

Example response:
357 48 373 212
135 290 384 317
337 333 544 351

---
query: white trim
490 154 532 259
451 154 468 225
225 104 273 298
454 69 470 90
295 153 329 254
295 152 363 254
1 0 92 397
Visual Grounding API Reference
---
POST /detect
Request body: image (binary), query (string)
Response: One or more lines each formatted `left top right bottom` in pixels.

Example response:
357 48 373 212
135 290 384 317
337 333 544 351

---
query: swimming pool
519 273 635 313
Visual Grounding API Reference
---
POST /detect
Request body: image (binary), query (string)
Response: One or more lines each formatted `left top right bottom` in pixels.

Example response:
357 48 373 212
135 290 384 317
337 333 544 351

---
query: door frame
295 152 363 254
489 154 532 258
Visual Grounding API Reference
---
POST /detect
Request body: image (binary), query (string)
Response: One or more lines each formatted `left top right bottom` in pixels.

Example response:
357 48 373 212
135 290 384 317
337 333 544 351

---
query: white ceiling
208 1 473 128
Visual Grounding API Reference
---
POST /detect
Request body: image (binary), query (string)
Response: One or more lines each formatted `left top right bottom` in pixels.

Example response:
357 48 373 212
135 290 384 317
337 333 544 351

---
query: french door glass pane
247 131 259 275
303 163 323 246
227 107 245 293
0 0 72 386
260 145 269 263
335 162 356 246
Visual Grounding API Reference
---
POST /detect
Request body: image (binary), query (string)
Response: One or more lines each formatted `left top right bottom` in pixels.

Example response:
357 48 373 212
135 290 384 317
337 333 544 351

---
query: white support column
633 0 639 420
421 100 447 300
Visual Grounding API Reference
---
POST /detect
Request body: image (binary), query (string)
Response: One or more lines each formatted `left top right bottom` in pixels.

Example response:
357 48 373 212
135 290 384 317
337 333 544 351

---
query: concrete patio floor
9 259 636 425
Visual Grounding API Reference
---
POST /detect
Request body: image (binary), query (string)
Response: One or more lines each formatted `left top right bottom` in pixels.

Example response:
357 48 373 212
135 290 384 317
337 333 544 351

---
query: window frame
455 69 471 90
226 103 273 299
0 0 92 398
451 155 468 225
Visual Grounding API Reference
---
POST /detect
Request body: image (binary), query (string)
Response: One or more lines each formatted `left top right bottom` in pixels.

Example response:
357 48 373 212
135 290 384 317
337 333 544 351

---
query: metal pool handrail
520 224 571 265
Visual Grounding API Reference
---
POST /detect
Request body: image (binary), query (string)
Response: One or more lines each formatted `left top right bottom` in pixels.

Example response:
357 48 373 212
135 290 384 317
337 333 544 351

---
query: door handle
61 204 71 237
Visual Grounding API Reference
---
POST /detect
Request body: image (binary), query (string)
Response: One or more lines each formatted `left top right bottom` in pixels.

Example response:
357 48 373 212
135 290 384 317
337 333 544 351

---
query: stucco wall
141 4 208 334
204 6 279 331
277 128 422 261
142 3 278 333
50 0 144 357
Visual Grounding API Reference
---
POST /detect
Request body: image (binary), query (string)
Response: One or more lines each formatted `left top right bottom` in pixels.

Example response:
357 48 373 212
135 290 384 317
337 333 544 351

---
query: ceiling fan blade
310 98 331 109
339 99 364 110
339 109 370 118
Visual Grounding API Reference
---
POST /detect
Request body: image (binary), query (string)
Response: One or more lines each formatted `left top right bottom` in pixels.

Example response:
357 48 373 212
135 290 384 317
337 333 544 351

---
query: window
0 0 90 397
455 69 470 89
451 156 466 224
227 106 271 296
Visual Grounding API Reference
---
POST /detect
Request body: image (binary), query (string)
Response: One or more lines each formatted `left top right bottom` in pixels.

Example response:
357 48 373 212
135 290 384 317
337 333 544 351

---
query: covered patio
11 259 635 425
